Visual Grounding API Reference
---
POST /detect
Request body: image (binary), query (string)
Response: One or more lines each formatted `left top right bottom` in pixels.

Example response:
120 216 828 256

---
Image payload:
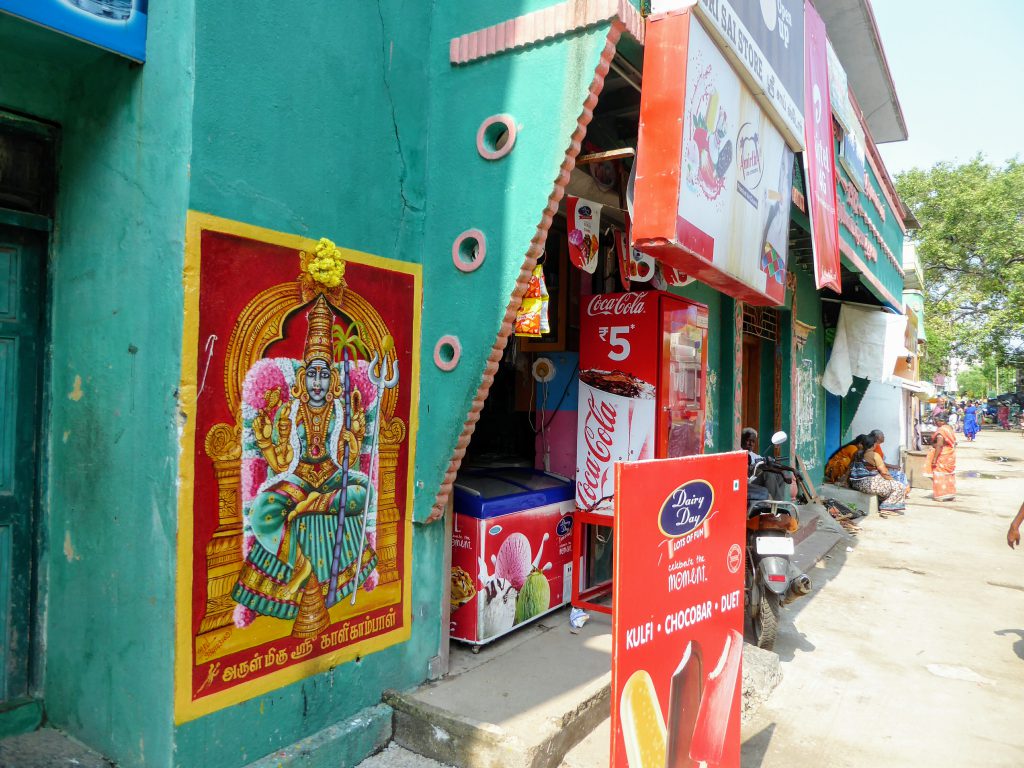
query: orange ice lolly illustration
689 629 743 766
666 640 703 768
619 669 667 768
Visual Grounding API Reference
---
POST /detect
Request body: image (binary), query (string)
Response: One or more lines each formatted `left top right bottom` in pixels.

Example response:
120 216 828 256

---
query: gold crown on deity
303 295 334 365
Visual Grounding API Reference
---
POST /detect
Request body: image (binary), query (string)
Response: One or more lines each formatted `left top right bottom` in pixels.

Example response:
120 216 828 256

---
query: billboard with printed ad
0 0 147 61
651 0 805 147
611 451 747 768
633 9 795 307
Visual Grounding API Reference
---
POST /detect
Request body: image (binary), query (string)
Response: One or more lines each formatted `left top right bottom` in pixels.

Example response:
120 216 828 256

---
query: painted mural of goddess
230 295 380 637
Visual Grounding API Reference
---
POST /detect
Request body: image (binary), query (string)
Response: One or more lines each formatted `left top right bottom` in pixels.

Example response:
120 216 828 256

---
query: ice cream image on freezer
689 629 743 766
666 640 704 768
619 669 667 768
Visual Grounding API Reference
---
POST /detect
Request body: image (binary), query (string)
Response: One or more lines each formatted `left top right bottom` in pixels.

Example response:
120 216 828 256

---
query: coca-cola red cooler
573 291 709 610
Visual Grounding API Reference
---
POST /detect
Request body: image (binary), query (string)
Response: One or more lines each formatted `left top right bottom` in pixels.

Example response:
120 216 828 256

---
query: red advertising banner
803 2 842 293
611 452 747 767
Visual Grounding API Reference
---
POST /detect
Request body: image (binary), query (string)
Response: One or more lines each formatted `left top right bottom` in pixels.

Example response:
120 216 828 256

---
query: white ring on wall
434 335 462 372
476 114 517 160
452 229 486 273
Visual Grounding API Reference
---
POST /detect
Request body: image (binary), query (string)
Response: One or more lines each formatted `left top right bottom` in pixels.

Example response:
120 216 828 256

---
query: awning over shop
822 304 908 396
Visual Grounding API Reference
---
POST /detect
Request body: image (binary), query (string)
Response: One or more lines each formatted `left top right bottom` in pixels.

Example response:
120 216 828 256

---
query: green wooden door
0 225 44 703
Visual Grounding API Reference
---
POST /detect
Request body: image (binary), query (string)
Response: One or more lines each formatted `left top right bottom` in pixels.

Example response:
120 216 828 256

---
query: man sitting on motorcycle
743 427 791 501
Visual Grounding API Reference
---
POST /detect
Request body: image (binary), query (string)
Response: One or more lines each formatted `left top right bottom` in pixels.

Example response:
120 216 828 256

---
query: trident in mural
346 349 399 605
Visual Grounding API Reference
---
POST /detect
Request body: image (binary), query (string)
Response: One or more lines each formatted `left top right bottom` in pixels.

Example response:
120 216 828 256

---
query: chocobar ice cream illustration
666 640 704 768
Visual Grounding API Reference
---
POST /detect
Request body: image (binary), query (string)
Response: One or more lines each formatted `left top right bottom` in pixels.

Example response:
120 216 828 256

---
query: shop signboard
633 10 795 307
0 0 148 61
654 0 805 148
611 452 747 767
827 39 866 193
174 213 421 722
802 1 842 293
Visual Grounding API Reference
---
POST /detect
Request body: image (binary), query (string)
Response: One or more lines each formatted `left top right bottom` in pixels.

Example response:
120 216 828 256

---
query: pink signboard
803 2 842 293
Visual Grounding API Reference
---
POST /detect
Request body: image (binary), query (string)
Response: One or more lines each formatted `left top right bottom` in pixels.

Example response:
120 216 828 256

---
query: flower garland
308 237 346 288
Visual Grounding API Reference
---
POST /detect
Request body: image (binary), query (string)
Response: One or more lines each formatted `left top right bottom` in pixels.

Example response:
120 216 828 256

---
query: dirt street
742 428 1024 767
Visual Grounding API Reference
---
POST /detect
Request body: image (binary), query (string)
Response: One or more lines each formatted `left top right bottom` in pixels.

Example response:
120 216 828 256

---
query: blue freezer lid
453 468 575 519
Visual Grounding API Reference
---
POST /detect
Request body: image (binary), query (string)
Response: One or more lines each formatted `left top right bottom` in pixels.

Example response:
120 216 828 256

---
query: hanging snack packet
567 196 602 274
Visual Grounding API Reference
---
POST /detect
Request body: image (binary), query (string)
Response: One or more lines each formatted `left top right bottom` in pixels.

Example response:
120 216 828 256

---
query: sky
871 0 1024 176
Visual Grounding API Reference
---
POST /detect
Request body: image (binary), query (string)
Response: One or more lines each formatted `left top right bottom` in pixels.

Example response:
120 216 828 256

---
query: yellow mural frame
174 211 421 724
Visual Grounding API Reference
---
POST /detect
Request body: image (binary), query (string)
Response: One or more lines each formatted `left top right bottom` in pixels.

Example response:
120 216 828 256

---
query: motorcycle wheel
753 592 780 651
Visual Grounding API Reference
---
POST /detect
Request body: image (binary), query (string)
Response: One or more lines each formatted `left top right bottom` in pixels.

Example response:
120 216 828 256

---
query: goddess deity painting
177 214 420 722
232 293 389 636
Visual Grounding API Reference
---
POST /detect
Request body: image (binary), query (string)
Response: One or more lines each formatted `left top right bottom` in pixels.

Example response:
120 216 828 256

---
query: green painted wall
0 2 196 766
793 266 826 482
180 2 624 766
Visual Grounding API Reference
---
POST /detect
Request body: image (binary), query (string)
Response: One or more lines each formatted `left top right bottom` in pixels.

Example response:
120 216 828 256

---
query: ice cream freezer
449 468 575 646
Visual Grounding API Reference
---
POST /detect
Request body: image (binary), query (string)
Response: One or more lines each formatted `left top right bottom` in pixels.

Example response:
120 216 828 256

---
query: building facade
0 1 911 766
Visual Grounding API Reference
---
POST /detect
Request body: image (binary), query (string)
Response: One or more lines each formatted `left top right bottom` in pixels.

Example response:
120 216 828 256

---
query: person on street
998 403 1010 430
848 434 907 517
926 414 958 502
948 407 960 433
1007 500 1024 549
963 401 980 441
823 434 868 485
869 430 910 496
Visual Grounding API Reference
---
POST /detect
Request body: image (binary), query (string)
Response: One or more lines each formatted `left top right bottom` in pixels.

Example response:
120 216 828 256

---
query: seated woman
848 435 907 516
823 434 868 485
869 429 910 496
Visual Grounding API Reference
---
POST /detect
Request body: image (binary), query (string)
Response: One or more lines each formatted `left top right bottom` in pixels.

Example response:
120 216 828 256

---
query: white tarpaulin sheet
823 305 908 396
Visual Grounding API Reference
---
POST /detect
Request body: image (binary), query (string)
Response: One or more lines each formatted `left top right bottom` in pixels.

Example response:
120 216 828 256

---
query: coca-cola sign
586 292 649 317
577 389 622 510
575 382 656 511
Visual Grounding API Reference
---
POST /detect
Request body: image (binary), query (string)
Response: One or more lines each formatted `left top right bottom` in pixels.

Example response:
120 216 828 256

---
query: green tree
897 158 1024 372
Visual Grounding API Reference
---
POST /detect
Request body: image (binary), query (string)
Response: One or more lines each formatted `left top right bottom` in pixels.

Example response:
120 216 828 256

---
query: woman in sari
963 402 980 441
926 414 957 502
998 404 1010 430
869 430 910 496
823 434 868 485
848 435 907 516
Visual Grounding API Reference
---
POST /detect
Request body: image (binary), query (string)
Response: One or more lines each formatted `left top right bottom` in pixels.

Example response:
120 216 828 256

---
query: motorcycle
745 431 812 651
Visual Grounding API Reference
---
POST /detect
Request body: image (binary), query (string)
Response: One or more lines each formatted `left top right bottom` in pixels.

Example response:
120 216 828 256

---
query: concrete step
0 728 112 768
386 607 611 768
819 483 878 517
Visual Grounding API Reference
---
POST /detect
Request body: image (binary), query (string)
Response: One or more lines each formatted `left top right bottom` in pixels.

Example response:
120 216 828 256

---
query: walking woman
926 414 957 502
848 434 907 516
963 401 980 442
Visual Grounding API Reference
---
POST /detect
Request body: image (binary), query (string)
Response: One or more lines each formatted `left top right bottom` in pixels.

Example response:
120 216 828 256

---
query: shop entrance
742 335 761 430
741 305 780 449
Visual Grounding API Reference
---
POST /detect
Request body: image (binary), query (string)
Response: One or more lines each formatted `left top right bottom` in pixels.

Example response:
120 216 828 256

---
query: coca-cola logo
586 292 648 317
577 391 622 509
659 480 714 538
